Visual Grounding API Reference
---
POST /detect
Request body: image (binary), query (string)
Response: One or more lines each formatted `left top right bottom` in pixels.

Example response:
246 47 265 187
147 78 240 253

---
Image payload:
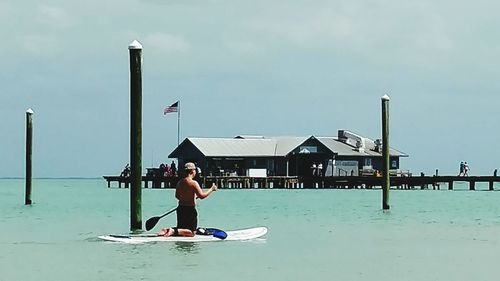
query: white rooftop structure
170 131 407 158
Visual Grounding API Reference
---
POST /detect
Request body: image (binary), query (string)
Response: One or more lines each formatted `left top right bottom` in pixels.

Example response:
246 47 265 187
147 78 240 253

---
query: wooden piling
381 94 390 210
129 40 143 231
25 108 34 205
490 169 496 191
469 181 475 191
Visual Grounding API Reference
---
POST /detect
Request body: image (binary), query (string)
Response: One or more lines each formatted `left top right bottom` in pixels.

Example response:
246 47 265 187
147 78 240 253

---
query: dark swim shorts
176 205 198 231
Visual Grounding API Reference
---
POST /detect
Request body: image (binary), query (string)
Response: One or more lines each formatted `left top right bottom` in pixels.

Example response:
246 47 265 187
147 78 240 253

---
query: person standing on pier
170 160 177 176
464 162 470 176
459 161 464 176
158 162 217 237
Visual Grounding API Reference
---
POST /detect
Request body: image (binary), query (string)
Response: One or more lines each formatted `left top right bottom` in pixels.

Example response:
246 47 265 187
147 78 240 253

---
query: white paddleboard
98 227 268 244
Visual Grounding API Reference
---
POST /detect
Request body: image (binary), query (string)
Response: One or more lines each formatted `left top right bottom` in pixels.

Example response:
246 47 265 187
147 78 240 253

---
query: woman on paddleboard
158 162 217 237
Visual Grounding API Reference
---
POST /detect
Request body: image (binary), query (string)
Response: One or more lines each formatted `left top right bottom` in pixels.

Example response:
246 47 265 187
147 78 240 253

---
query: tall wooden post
25 108 34 205
381 94 390 210
129 40 143 230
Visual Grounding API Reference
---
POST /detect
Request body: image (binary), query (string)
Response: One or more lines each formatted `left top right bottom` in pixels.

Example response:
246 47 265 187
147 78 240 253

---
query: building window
364 158 372 167
391 160 397 169
299 146 317 153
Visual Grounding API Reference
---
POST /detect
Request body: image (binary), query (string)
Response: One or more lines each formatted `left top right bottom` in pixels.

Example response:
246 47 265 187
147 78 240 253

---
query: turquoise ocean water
1 179 500 281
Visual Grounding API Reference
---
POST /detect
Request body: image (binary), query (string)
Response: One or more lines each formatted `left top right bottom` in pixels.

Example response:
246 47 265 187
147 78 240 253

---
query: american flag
164 101 179 115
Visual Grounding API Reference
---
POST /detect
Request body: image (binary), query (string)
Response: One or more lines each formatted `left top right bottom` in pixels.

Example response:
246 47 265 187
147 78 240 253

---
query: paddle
145 207 177 231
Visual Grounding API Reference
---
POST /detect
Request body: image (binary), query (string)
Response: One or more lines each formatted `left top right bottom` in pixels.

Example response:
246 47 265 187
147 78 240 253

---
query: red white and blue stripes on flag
164 100 181 145
164 101 179 114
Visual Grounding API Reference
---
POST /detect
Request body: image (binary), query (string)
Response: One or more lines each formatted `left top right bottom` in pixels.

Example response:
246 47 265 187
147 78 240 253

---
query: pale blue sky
1 0 499 177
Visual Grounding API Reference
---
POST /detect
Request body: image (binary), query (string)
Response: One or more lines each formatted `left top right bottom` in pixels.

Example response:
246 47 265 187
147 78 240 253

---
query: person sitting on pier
120 164 130 177
159 163 166 177
160 163 169 177
158 162 217 237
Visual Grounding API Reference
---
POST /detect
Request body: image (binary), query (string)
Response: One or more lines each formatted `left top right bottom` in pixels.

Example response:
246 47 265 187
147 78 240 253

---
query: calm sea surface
1 179 500 281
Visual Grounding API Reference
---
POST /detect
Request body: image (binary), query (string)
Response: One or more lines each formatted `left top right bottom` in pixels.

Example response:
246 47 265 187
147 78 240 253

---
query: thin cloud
36 5 73 28
0 2 12 17
239 1 458 69
19 34 62 57
144 32 190 53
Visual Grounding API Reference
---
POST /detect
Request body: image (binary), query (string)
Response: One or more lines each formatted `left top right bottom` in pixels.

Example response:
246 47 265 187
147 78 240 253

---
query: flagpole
177 100 180 146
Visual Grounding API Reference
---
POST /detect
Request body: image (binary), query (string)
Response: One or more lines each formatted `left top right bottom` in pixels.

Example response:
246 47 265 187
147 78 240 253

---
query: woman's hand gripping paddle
145 207 177 231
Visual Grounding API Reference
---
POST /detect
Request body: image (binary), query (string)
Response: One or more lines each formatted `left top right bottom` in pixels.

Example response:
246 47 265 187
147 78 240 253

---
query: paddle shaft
159 207 177 219
145 206 177 231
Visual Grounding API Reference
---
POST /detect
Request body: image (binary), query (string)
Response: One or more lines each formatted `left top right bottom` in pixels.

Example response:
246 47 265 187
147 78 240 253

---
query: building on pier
168 130 408 177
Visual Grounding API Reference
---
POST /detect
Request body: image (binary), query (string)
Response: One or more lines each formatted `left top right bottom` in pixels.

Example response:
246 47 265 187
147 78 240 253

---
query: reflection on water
172 242 200 254
117 244 145 255
173 242 200 254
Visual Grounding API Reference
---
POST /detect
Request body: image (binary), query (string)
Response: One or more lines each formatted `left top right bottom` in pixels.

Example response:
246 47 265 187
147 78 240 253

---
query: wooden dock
103 175 178 189
103 175 500 190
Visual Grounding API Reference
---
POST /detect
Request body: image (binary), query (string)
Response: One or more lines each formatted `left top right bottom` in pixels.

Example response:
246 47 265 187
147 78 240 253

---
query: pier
103 175 178 189
103 174 500 190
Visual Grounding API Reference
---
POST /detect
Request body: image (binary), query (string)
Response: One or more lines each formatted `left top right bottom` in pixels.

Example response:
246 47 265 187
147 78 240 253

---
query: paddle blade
145 216 160 231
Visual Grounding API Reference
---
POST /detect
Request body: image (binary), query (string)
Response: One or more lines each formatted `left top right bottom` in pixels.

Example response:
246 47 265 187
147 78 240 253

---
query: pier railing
103 174 500 190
